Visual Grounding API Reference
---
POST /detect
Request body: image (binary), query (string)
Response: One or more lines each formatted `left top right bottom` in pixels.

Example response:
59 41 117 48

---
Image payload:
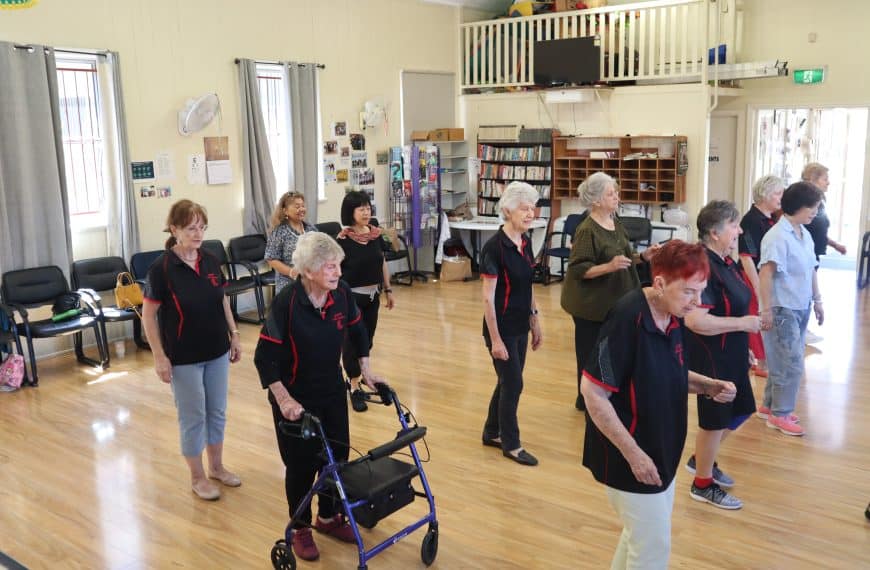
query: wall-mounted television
534 37 601 86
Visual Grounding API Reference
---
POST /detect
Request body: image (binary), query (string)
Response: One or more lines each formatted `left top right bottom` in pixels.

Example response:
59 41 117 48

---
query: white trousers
605 479 675 570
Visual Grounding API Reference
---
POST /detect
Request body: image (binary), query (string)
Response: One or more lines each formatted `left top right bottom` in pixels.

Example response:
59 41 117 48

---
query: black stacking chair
619 216 653 248
228 234 275 302
71 256 148 358
1 265 108 385
0 304 24 364
542 213 586 285
200 239 265 324
130 249 163 284
371 217 412 286
315 221 342 239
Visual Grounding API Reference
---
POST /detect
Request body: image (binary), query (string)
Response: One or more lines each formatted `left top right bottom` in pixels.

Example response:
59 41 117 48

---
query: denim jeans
761 306 810 417
170 351 230 456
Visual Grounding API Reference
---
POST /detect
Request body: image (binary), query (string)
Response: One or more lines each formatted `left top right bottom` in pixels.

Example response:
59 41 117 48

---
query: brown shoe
192 479 220 500
209 469 242 487
291 527 320 561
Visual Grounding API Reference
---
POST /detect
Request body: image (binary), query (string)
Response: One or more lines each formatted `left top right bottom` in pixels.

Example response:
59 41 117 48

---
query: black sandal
503 449 538 466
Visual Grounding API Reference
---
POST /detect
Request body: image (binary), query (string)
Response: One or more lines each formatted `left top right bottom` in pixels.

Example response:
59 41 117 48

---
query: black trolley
270 383 438 569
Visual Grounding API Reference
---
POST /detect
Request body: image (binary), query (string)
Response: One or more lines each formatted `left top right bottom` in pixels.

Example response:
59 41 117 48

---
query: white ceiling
419 0 510 13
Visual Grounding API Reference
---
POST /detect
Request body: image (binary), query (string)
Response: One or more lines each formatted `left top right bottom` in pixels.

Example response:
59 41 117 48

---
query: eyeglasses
183 224 208 234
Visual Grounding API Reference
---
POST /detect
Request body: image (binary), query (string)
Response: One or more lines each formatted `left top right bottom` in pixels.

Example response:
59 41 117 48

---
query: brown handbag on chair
114 272 144 316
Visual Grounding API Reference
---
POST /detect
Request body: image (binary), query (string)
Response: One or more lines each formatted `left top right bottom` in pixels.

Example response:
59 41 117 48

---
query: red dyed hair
650 240 710 282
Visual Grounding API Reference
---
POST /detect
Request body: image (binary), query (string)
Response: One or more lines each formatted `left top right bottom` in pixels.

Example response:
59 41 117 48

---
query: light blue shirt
759 216 818 310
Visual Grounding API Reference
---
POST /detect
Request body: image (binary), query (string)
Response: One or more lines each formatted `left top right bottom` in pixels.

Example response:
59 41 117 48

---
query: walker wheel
421 527 438 566
271 539 296 570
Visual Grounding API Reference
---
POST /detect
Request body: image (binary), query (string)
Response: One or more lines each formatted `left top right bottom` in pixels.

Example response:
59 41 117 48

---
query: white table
448 217 549 269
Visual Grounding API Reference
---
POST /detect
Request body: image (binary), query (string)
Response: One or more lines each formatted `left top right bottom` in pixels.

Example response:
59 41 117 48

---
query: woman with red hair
581 240 737 569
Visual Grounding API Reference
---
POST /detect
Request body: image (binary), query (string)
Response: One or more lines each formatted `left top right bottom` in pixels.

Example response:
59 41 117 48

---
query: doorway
708 114 738 203
753 107 868 269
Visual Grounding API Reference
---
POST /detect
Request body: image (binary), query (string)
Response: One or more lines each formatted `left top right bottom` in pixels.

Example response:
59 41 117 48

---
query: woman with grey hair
684 200 761 510
738 175 784 377
480 181 543 466
254 232 385 561
560 172 658 411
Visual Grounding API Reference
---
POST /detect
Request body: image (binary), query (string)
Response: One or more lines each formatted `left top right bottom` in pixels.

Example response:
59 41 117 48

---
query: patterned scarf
337 225 382 245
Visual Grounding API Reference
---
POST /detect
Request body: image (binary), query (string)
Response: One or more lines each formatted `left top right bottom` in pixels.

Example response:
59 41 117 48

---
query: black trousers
342 292 380 379
573 316 603 399
482 334 528 451
270 394 349 526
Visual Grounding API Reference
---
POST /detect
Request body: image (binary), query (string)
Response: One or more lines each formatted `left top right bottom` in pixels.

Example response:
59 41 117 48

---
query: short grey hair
497 181 539 221
801 162 828 184
577 172 616 207
292 232 344 275
751 174 784 204
696 200 740 243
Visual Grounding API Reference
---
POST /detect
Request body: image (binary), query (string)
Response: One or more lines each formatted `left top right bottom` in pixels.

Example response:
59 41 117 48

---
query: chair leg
75 326 108 369
24 334 37 386
234 293 263 325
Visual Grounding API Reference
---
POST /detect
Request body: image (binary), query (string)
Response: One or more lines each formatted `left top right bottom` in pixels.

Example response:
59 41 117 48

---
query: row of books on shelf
479 179 551 199
477 144 551 162
480 163 551 180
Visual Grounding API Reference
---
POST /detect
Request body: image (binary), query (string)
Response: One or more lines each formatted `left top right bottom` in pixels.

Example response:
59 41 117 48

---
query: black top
687 249 752 383
804 200 830 259
253 279 369 407
143 250 230 366
582 289 688 494
738 205 776 269
337 232 386 288
479 228 536 339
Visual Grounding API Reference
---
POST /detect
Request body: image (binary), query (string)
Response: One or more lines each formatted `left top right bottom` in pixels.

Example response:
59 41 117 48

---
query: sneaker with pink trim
756 406 800 423
766 414 805 436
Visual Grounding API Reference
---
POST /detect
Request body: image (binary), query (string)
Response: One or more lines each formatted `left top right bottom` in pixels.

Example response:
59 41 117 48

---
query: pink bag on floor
0 354 25 392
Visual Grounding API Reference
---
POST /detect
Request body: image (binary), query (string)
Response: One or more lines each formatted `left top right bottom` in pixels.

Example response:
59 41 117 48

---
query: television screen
534 37 600 86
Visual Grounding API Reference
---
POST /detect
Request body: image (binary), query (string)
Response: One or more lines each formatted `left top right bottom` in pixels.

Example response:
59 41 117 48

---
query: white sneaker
805 330 824 344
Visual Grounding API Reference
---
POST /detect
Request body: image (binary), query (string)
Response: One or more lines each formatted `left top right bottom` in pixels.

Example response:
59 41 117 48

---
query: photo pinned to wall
324 140 339 155
324 158 337 184
340 146 350 157
157 186 172 198
360 186 376 216
350 168 374 186
350 133 365 151
336 169 348 183
139 184 156 198
332 121 347 137
351 151 368 169
376 150 389 165
204 136 232 184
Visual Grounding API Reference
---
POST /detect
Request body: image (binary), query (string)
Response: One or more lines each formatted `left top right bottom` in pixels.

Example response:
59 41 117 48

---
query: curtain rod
234 58 325 69
13 44 108 58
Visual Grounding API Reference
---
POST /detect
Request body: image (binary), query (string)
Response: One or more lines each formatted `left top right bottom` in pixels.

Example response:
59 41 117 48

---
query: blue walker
270 383 438 569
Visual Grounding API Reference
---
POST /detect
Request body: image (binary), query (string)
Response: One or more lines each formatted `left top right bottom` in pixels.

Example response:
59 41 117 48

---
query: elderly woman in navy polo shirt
581 240 736 570
480 181 543 467
684 201 762 511
142 199 243 502
254 232 384 562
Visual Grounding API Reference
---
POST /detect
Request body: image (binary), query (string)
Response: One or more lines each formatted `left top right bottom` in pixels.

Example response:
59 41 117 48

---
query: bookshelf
431 140 468 212
476 139 553 217
552 135 687 204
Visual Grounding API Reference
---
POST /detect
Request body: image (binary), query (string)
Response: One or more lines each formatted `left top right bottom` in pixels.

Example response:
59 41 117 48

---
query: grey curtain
283 62 321 221
0 42 73 276
104 51 140 260
237 58 276 235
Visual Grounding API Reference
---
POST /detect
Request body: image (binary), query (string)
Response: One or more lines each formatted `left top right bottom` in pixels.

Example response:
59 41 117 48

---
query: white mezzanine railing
460 0 734 91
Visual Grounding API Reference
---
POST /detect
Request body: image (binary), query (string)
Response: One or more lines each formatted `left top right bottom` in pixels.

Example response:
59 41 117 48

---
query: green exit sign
793 68 825 84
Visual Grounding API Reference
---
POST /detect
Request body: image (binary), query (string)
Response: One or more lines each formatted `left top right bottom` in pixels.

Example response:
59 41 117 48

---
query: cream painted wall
0 0 458 251
717 0 870 232
463 84 710 226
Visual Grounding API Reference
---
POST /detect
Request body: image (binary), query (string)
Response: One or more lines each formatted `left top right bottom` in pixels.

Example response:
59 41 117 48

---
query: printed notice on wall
187 154 206 185
204 136 232 184
155 151 175 180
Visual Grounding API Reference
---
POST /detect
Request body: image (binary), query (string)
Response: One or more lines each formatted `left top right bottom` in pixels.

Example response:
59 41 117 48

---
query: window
256 63 324 201
257 63 290 195
56 55 108 227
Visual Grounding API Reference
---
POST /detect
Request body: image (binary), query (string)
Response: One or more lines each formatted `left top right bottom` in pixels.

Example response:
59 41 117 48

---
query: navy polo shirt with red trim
738 205 775 269
143 250 230 366
253 279 368 407
581 288 688 494
479 228 536 339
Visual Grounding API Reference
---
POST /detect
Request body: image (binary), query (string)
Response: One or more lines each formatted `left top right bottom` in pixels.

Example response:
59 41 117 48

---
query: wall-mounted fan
178 93 220 136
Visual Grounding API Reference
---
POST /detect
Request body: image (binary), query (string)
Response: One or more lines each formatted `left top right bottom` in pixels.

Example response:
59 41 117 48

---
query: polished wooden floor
1 269 868 569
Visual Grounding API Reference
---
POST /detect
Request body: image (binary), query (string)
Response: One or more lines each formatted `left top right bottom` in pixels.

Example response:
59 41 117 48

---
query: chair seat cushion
225 279 257 296
546 247 571 258
385 251 408 262
259 270 276 286
101 306 139 322
20 316 100 337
